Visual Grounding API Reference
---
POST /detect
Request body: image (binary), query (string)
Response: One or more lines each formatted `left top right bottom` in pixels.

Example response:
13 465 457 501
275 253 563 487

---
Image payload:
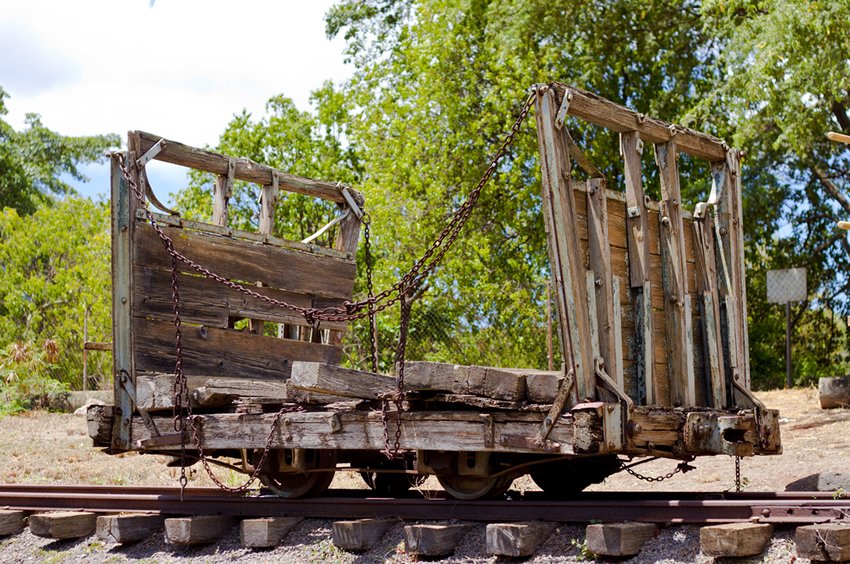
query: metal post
546 283 554 371
785 301 792 389
83 306 88 392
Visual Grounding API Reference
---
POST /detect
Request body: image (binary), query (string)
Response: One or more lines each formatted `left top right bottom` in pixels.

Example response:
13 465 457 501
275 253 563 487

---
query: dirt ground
1 386 847 492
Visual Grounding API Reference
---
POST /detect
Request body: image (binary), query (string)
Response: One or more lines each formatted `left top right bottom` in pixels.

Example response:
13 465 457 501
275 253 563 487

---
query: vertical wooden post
713 158 748 396
586 178 619 388
621 131 654 405
252 172 280 336
212 158 235 227
655 141 695 406
535 87 595 402
329 188 363 346
82 306 88 392
693 215 728 408
110 140 137 450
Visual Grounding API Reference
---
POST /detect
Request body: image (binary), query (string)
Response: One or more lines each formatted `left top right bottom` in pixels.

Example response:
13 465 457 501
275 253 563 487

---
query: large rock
785 472 850 492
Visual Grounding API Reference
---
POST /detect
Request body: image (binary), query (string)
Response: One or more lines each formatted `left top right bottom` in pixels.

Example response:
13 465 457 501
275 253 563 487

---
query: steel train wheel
258 449 337 499
436 473 513 500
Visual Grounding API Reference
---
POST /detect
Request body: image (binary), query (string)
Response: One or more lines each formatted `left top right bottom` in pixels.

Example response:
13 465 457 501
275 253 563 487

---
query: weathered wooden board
700 523 773 558
29 512 97 539
136 130 364 206
552 84 728 161
332 519 396 551
134 267 347 331
290 362 396 400
404 524 474 557
585 522 657 557
165 515 235 546
131 410 578 453
240 517 303 549
134 222 356 300
97 514 165 544
132 317 341 381
795 523 850 562
486 522 556 557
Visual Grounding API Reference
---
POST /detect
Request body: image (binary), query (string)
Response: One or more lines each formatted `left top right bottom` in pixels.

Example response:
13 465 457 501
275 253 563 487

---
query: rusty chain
621 459 696 483
735 455 742 492
363 215 379 374
116 88 536 493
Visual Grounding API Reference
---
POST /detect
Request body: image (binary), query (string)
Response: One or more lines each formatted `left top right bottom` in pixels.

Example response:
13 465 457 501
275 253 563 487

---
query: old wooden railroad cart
89 84 781 500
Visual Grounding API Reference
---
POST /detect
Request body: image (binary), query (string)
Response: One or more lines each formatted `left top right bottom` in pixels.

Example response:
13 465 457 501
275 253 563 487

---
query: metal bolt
121 297 127 304
661 216 671 227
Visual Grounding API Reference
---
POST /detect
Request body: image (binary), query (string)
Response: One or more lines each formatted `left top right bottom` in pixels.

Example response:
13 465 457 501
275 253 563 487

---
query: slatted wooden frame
535 84 748 410
110 131 363 449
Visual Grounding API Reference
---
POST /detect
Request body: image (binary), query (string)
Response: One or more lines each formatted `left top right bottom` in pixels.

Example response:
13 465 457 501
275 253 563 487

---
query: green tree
325 0 721 370
0 198 112 409
0 86 118 214
698 0 850 386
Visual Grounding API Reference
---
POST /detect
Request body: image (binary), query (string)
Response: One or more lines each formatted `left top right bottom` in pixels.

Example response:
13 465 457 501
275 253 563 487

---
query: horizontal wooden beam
135 131 364 206
551 84 728 162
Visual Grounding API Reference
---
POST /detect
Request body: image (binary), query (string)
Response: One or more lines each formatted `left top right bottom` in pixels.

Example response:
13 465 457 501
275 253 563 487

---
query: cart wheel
530 455 620 497
259 449 337 499
436 473 513 500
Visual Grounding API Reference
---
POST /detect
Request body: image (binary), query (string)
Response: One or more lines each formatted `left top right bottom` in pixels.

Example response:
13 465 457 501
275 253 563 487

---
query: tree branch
832 101 850 132
812 164 850 216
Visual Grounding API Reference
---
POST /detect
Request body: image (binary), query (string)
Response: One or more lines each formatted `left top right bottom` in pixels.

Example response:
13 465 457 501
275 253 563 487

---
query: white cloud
3 0 351 144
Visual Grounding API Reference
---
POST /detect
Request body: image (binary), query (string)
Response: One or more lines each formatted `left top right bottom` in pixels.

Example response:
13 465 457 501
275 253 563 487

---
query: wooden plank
289 362 396 400
612 275 625 390
586 178 618 385
133 267 347 331
458 365 527 402
212 158 234 227
0 510 26 536
700 523 773 558
165 515 236 546
486 522 556 557
130 410 578 454
526 371 564 403
655 141 694 406
140 210 351 260
404 523 474 557
111 149 136 450
87 405 114 447
133 318 341 381
585 522 657 557
403 361 457 392
693 216 727 408
713 158 749 390
240 517 302 549
136 131 364 205
133 222 356 300
29 512 97 540
795 523 850 562
552 84 727 161
96 514 164 544
621 131 654 406
535 87 595 402
332 519 396 551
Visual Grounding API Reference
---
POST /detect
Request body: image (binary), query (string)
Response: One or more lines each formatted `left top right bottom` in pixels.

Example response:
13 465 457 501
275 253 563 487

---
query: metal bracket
117 369 136 401
627 206 641 219
555 91 573 130
536 367 575 442
339 184 364 219
136 139 166 168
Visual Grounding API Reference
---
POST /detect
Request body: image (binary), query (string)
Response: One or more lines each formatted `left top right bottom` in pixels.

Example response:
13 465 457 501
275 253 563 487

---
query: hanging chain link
115 88 536 494
735 456 742 492
621 459 696 483
363 216 379 374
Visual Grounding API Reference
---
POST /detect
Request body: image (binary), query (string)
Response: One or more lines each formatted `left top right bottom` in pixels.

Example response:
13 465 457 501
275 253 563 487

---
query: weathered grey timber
795 523 850 562
0 510 26 536
700 523 773 558
240 517 302 549
332 519 396 551
97 514 164 544
404 523 474 557
165 515 236 546
486 522 556 557
585 522 657 557
29 512 97 540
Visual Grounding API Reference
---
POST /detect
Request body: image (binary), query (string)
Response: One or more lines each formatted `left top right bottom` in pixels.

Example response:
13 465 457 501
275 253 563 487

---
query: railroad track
1 485 848 524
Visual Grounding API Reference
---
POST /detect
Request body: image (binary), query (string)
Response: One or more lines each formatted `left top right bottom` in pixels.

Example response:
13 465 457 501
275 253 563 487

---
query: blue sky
1 0 351 201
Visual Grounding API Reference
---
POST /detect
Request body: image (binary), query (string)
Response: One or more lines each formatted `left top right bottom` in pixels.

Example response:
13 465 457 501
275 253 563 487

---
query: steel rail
1 486 848 524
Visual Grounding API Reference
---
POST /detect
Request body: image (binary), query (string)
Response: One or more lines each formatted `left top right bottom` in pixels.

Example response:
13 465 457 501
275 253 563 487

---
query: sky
1 0 351 200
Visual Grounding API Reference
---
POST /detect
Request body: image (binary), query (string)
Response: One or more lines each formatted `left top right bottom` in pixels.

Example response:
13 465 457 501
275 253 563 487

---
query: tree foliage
0 87 119 215
0 198 112 408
